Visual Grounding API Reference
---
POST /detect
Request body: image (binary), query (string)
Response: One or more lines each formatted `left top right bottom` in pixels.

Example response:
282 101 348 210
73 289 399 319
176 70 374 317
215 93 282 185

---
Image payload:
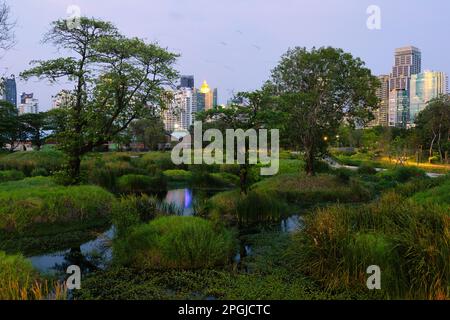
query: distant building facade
18 93 39 114
52 90 75 109
2 75 17 107
368 75 390 127
388 46 422 127
409 71 448 124
179 75 195 89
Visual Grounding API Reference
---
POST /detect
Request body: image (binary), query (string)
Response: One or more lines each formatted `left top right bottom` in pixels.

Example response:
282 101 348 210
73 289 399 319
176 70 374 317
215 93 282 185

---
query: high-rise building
409 71 448 124
179 75 195 89
388 46 421 127
2 75 17 107
163 88 194 132
193 80 218 114
368 75 390 127
18 93 39 114
52 90 75 109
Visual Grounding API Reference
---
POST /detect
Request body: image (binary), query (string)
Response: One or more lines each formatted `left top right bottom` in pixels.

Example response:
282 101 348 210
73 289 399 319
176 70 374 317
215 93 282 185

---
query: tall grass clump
288 192 449 299
112 194 182 237
0 150 65 176
0 251 67 300
0 170 25 183
116 173 167 194
0 178 115 232
236 191 288 225
113 216 236 270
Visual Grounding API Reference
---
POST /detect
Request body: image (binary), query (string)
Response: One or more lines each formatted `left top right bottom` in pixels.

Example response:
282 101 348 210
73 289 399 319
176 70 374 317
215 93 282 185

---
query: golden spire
200 80 211 94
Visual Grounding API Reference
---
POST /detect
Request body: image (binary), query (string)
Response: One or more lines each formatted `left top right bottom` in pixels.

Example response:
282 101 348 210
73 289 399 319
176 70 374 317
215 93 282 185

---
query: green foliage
163 169 192 182
268 46 379 175
0 150 65 176
411 178 450 205
357 164 377 175
112 194 181 237
30 168 49 177
235 191 288 225
136 152 178 174
113 216 237 270
289 192 449 299
0 177 115 232
0 170 25 183
116 173 167 194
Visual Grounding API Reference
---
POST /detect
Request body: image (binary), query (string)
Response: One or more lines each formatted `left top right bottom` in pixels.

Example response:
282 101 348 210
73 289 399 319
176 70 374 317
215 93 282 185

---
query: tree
0 1 15 52
0 100 26 151
21 18 179 182
267 47 379 175
129 117 166 151
415 95 450 163
197 90 281 194
20 112 49 150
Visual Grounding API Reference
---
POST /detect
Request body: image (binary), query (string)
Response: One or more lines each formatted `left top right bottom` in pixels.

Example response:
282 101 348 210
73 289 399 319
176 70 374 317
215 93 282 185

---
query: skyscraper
388 46 421 127
18 93 39 115
368 75 390 127
193 80 218 113
179 75 195 89
163 88 194 132
2 75 17 107
409 71 448 124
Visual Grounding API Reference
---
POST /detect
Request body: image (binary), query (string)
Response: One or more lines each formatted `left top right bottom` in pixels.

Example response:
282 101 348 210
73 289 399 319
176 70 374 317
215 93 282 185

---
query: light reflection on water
28 188 305 275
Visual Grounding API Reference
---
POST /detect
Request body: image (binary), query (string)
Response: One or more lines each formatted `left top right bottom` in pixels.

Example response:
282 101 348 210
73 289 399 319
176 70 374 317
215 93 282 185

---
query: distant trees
21 17 179 183
267 47 379 175
129 117 166 151
415 95 450 163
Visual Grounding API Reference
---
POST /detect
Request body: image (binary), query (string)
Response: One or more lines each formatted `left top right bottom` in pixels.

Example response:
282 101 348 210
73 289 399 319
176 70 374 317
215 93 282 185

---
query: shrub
163 169 192 182
0 251 67 300
288 192 449 299
30 168 49 177
189 171 237 189
357 164 377 175
116 173 167 194
333 168 353 183
0 150 65 176
112 195 181 237
0 170 25 183
391 166 426 183
0 178 115 232
235 191 288 225
136 152 177 174
113 216 236 270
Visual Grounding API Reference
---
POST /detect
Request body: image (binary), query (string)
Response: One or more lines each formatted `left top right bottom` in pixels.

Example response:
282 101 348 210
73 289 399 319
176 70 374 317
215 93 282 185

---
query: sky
1 0 449 110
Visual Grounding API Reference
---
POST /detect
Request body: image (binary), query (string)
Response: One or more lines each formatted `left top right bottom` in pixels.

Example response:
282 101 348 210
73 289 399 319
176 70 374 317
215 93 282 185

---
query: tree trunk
429 133 437 163
69 154 82 184
305 150 315 176
240 165 248 195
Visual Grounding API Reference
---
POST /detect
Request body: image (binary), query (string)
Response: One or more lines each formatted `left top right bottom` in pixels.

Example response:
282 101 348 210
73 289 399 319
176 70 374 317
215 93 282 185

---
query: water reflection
164 189 194 216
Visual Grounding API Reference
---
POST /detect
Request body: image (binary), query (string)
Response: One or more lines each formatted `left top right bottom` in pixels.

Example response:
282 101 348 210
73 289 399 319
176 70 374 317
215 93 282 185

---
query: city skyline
0 0 449 111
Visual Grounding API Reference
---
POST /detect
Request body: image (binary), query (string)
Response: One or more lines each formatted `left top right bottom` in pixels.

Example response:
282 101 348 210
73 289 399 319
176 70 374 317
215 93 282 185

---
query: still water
29 188 304 274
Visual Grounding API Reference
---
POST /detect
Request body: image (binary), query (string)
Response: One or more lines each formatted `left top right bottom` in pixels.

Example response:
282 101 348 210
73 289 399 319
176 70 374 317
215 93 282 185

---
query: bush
136 152 177 174
113 216 236 270
0 170 25 183
0 150 65 176
0 178 115 232
116 173 167 194
112 195 182 237
30 168 49 177
391 166 426 183
0 251 67 300
163 169 192 182
189 171 238 189
235 191 288 225
333 168 353 183
357 164 377 175
288 192 449 299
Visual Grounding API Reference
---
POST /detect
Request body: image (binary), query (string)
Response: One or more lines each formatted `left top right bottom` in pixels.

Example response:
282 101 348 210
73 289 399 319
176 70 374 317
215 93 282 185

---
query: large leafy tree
21 18 178 182
0 101 26 151
197 90 282 194
415 95 450 163
129 117 166 151
0 1 15 53
267 47 379 175
20 112 49 150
